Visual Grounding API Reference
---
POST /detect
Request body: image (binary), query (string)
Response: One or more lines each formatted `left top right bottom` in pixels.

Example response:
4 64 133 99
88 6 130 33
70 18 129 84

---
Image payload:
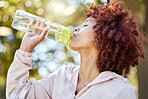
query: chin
69 42 79 51
69 43 76 51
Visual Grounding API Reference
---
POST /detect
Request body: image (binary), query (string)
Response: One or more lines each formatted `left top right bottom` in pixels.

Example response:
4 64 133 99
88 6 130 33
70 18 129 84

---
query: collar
66 66 128 92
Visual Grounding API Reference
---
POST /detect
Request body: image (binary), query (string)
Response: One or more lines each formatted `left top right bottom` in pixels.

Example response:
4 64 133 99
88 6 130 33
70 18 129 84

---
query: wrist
20 45 33 53
18 49 32 57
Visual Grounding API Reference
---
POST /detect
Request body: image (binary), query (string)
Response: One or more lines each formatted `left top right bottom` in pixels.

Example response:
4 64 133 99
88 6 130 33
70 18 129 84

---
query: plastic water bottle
12 10 78 55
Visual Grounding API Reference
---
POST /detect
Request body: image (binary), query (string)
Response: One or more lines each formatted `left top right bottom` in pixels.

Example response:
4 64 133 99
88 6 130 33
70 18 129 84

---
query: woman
6 0 145 99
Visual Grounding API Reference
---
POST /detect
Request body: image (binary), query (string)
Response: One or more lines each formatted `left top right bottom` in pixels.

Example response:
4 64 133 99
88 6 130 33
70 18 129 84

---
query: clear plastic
12 10 78 55
12 10 74 45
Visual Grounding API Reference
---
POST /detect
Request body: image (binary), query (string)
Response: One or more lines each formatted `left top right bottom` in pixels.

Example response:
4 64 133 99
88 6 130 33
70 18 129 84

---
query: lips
71 34 77 38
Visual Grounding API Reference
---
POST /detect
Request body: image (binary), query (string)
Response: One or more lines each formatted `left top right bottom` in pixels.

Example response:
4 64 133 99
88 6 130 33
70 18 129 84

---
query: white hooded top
6 49 137 99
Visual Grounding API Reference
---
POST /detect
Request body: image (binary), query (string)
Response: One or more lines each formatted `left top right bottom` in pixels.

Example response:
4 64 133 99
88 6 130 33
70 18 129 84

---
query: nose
74 27 79 32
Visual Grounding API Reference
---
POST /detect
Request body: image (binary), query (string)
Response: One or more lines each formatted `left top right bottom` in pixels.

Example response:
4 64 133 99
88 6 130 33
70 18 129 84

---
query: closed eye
83 25 88 27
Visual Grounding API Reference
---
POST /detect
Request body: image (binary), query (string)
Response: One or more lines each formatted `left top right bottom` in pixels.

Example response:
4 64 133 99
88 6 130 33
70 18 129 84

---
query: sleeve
6 49 56 99
117 84 137 99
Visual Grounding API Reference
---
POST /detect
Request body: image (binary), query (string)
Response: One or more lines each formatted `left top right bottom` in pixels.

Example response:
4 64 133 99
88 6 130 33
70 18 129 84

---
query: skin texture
83 0 145 77
19 0 145 95
20 16 99 95
69 17 101 95
70 0 146 94
20 18 51 53
19 15 100 96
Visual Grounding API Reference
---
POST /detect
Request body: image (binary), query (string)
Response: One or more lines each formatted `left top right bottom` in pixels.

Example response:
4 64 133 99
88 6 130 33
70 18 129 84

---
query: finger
33 19 40 34
39 28 49 41
38 20 45 35
45 21 51 37
47 21 51 30
27 17 34 32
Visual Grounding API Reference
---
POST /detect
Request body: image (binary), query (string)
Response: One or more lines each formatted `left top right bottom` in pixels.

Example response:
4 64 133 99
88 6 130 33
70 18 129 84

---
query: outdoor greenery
0 0 148 99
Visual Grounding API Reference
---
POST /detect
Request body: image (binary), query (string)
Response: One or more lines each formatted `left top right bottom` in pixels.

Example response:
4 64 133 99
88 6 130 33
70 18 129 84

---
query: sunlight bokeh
0 0 147 99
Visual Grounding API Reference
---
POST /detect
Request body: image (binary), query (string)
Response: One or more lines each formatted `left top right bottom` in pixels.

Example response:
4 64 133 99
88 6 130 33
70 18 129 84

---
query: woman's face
69 17 96 51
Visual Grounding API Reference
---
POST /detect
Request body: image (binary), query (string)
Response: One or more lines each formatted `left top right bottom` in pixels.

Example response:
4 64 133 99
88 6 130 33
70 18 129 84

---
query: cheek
81 28 94 42
69 27 95 50
80 33 93 44
76 28 94 46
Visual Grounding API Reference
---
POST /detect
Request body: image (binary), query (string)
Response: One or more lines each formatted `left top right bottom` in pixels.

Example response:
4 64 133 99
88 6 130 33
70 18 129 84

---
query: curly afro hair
84 0 146 77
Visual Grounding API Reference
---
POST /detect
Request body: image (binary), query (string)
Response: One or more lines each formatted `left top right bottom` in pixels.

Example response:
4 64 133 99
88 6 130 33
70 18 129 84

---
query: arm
6 49 56 99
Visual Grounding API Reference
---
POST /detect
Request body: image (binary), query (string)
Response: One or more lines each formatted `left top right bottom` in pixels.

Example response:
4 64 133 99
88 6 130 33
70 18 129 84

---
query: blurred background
0 0 148 99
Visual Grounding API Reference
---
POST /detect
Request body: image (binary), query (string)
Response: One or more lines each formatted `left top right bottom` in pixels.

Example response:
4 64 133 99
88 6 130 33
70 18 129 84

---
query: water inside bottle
12 10 78 55
12 15 74 45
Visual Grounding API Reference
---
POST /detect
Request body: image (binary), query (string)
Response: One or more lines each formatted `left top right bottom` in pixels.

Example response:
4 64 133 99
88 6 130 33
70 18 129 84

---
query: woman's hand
20 18 50 53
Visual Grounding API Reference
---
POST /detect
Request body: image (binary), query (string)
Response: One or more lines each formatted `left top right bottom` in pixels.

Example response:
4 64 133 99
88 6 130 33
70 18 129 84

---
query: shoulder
50 65 79 77
57 65 79 72
110 77 137 98
99 72 137 98
114 77 136 90
118 81 137 98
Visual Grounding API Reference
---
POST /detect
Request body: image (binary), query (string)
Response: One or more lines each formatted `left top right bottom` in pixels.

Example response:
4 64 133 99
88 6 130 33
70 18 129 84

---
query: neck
78 47 100 83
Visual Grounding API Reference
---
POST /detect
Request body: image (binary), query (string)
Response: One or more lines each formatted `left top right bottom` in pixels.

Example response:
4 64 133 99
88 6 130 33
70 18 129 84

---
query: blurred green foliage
0 0 147 99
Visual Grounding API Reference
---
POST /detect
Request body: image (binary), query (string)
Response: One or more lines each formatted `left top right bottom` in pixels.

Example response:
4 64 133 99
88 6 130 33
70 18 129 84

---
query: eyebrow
83 19 91 24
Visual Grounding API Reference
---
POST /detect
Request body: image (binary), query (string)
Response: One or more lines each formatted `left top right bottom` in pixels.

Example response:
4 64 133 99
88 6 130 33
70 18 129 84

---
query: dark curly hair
84 0 146 77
